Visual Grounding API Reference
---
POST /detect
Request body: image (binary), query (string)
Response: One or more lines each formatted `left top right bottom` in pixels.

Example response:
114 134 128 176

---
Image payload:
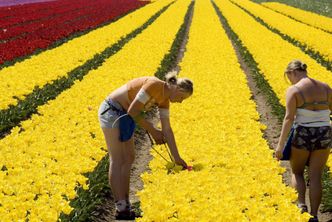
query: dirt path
225 24 332 222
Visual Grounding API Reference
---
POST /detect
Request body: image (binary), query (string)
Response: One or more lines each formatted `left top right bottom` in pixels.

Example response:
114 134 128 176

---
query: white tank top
295 108 331 127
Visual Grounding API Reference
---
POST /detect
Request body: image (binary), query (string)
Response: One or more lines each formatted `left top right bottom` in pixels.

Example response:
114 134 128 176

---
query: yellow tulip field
0 0 330 221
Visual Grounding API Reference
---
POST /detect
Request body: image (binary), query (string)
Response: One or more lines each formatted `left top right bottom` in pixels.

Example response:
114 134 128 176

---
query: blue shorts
98 99 123 128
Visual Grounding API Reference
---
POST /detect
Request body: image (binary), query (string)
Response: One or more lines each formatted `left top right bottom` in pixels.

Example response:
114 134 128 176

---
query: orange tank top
126 77 169 110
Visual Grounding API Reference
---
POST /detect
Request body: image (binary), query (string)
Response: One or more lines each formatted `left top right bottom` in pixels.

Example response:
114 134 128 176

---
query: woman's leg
308 149 330 217
290 147 310 205
101 127 126 201
121 137 135 203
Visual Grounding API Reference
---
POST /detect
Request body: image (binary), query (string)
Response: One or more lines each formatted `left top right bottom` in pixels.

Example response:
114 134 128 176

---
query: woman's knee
308 170 323 183
124 152 135 165
123 139 135 165
291 168 305 175
110 156 123 170
308 149 329 177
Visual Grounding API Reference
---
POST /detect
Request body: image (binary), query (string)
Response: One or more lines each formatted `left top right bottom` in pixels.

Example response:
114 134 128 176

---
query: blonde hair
285 59 307 73
165 71 193 95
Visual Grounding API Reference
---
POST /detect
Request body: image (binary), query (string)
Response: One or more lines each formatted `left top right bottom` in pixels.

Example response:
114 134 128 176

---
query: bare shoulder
323 82 332 91
314 79 332 99
286 85 298 95
325 83 332 97
143 76 159 83
142 77 165 96
311 78 331 88
318 80 332 94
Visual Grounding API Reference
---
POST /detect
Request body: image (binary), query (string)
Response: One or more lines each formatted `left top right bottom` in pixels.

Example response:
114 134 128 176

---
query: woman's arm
127 99 164 144
328 85 332 112
275 86 297 160
160 116 187 167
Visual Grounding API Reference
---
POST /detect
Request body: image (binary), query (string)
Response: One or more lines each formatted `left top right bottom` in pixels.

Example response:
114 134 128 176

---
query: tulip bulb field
0 0 331 221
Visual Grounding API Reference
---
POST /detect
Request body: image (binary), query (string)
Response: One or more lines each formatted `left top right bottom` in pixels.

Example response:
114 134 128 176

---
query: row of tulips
0 0 95 28
0 0 191 220
215 0 332 175
0 1 171 136
261 2 332 34
220 0 332 105
0 0 170 110
0 0 148 65
137 0 309 221
0 0 74 21
231 0 332 65
0 0 112 39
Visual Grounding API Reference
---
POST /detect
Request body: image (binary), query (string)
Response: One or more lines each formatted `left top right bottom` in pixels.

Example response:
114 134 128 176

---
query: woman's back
293 78 331 127
294 78 331 111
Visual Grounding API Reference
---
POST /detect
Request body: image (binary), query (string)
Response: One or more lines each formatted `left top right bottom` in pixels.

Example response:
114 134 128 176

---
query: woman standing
98 71 193 220
275 60 331 222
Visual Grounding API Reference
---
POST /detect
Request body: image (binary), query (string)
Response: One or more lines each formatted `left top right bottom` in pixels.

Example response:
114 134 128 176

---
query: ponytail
165 71 178 85
285 59 308 73
165 71 193 95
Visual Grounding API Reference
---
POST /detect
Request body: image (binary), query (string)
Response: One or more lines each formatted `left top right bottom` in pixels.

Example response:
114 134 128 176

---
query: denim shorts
98 100 123 128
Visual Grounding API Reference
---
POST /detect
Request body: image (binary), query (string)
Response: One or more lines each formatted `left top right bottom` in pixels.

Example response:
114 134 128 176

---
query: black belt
101 100 123 115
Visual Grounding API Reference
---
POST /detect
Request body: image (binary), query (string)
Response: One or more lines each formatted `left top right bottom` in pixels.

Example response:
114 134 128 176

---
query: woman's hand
275 146 283 161
151 129 165 145
275 86 296 161
174 156 187 168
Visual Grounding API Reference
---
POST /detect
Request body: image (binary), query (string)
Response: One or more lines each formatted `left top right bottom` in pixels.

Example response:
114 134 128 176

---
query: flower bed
231 0 332 69
262 2 332 34
0 0 169 110
138 0 310 221
0 0 190 220
0 0 148 65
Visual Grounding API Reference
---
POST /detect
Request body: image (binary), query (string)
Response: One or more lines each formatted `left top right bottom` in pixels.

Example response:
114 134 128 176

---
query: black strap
100 106 112 115
100 100 121 115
